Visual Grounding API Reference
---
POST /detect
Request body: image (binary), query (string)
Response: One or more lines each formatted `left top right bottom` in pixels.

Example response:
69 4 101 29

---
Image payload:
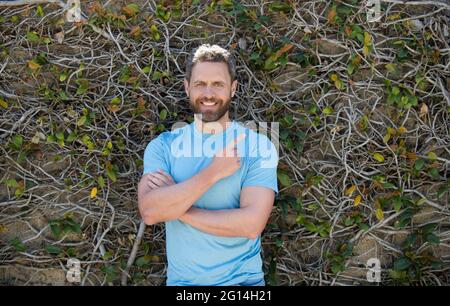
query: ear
183 79 190 97
231 80 238 98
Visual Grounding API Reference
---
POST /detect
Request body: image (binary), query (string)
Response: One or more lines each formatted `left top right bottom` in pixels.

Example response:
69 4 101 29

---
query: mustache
196 97 222 104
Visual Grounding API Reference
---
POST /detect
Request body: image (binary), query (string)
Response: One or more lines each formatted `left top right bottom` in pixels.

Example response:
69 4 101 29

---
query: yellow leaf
108 104 120 113
427 151 437 161
364 32 372 46
375 208 384 221
354 194 362 207
420 103 428 117
387 127 396 135
27 60 41 70
90 187 98 199
0 98 8 109
0 224 7 234
383 133 391 144
397 126 407 134
373 152 385 162
345 185 357 196
330 74 338 82
363 45 370 56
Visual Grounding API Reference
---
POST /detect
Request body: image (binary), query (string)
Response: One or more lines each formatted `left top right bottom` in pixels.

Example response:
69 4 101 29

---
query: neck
194 112 231 134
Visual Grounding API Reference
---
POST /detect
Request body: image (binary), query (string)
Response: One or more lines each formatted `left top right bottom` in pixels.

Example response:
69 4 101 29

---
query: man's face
184 61 237 123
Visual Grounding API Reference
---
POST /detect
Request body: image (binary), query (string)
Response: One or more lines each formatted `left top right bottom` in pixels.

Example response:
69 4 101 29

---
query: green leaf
428 167 440 179
9 135 23 151
392 86 400 96
373 152 385 163
381 182 396 189
76 80 89 95
97 176 106 188
142 66 151 74
393 199 402 212
66 132 77 143
331 263 345 274
135 256 150 267
59 72 67 82
334 79 345 90
107 168 117 183
414 159 425 171
344 217 354 226
385 63 396 73
124 3 140 16
5 178 19 188
402 233 417 249
421 223 438 234
49 221 62 238
77 116 87 127
359 223 369 231
393 257 411 271
45 245 61 254
277 171 291 187
47 135 56 143
101 265 117 283
55 132 64 141
11 237 26 252
159 109 168 120
437 186 448 199
347 63 355 75
42 37 51 44
425 233 440 244
323 106 333 115
26 31 40 42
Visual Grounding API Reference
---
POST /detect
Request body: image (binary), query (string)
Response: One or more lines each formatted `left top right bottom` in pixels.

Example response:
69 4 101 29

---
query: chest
169 155 247 210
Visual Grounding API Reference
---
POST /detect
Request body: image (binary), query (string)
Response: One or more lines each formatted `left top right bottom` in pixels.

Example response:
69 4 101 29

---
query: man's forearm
139 166 220 225
179 207 258 239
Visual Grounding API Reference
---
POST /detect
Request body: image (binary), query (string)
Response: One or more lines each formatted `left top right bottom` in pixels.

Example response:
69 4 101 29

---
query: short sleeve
241 137 279 194
143 135 170 175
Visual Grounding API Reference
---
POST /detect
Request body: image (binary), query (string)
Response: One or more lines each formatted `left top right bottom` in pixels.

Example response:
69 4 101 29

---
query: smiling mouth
200 101 218 106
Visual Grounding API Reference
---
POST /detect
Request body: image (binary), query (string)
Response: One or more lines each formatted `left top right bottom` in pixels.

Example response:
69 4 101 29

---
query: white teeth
202 102 216 106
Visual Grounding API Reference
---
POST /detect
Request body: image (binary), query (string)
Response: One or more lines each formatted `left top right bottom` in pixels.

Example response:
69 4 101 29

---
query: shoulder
235 122 277 155
144 122 191 151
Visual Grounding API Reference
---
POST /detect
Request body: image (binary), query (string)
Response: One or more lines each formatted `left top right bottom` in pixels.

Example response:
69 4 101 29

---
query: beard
189 95 231 123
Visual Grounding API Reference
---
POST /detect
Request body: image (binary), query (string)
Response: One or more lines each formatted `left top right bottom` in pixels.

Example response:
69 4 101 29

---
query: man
138 44 278 286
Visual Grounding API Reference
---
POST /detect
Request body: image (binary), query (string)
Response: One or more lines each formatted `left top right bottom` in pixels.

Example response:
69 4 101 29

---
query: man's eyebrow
192 80 225 84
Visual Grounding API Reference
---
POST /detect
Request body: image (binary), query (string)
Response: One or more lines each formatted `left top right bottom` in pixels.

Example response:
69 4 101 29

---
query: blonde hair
185 44 236 82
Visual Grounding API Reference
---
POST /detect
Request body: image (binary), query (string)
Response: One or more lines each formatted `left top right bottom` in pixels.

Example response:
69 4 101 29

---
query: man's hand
207 133 246 181
144 169 175 190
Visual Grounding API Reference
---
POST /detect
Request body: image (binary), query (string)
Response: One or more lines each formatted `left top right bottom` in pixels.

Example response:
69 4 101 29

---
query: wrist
202 164 222 184
179 207 194 223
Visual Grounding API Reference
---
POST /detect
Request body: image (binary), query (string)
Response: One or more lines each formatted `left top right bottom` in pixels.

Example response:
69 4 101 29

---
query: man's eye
214 83 224 87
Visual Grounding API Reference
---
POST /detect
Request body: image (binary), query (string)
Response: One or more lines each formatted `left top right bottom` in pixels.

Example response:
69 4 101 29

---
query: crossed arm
137 169 275 239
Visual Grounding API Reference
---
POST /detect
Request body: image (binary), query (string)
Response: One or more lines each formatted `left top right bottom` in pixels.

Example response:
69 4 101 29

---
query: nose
202 86 214 99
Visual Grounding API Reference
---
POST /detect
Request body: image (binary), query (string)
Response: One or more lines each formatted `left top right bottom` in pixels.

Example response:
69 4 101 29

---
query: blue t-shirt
142 120 279 286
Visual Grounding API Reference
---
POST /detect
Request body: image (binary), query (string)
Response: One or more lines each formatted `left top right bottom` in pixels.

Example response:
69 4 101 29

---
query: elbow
246 232 259 240
138 192 162 225
141 208 158 225
245 225 263 240
140 206 178 225
142 208 165 226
